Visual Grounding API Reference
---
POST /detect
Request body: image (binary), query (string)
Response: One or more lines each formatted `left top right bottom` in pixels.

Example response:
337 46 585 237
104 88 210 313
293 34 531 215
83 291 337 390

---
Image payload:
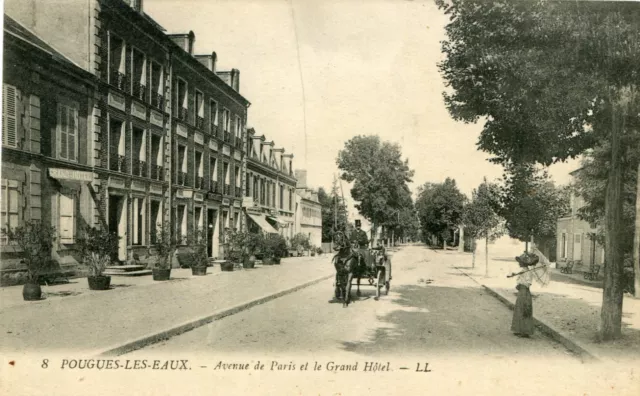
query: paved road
134 245 575 360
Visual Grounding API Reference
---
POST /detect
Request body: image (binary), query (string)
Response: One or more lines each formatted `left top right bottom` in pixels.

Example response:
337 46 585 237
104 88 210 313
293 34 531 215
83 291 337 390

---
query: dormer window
123 0 142 12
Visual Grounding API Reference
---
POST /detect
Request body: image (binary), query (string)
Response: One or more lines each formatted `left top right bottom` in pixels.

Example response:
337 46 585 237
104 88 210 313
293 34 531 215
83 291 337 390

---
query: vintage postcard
0 0 639 395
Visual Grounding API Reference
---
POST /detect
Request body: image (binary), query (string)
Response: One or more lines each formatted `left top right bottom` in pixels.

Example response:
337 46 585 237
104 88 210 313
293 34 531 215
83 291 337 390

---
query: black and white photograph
0 0 639 395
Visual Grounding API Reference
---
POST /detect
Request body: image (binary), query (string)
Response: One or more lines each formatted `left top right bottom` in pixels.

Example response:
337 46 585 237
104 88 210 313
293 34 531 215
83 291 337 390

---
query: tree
336 135 415 242
462 177 504 274
416 178 466 249
437 0 640 340
317 185 348 243
499 163 569 253
573 140 640 297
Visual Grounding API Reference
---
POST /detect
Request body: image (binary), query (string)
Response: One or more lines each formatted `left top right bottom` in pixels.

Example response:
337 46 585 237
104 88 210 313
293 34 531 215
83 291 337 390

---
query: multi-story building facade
4 0 249 265
243 128 296 239
294 170 322 249
1 15 99 276
556 168 604 269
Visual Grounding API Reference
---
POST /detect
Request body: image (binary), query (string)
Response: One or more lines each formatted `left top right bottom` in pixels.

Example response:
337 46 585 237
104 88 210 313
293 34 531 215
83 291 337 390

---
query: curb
453 266 601 364
95 273 334 357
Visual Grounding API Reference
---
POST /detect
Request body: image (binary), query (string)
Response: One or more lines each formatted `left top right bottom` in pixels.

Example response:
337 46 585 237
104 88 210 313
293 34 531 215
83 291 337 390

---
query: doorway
573 233 583 261
108 194 127 262
207 208 217 258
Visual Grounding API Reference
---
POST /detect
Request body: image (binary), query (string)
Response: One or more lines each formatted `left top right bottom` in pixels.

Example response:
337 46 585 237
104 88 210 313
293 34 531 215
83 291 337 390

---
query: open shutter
59 193 75 243
58 105 68 159
3 85 18 148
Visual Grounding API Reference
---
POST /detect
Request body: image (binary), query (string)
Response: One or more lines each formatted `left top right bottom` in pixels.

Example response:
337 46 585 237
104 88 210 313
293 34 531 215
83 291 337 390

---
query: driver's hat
355 220 361 227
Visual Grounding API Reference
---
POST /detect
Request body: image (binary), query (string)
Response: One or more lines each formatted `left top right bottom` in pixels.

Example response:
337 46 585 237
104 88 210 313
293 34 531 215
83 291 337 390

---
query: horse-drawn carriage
331 231 391 307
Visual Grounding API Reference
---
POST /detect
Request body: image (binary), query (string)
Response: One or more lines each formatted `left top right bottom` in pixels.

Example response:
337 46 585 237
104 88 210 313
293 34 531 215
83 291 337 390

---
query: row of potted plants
2 220 295 300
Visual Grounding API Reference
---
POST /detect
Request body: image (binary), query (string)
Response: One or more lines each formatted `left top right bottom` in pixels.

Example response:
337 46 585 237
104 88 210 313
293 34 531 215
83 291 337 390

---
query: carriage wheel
376 269 383 299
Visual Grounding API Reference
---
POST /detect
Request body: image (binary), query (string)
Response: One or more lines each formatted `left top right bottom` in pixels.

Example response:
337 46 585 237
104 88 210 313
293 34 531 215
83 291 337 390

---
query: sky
145 0 580 202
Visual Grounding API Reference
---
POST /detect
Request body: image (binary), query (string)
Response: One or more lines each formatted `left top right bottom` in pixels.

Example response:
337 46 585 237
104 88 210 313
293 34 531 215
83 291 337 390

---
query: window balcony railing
196 116 205 130
209 180 219 194
152 94 164 110
209 124 217 136
109 153 127 173
176 171 188 186
178 107 188 122
132 159 148 178
235 187 242 197
195 176 204 189
110 71 128 92
224 184 231 196
150 164 164 181
224 131 231 143
150 230 158 245
133 82 147 102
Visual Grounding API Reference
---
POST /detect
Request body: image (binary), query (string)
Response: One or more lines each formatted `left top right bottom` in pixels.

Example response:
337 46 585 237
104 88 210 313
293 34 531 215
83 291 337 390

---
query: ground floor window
1 179 21 244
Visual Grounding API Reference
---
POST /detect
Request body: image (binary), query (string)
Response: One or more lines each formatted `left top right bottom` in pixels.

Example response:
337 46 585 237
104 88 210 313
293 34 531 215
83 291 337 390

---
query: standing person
510 253 537 337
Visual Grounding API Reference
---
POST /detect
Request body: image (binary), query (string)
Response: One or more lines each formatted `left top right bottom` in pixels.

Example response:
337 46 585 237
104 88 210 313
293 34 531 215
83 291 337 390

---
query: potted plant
263 233 287 264
180 229 209 276
243 232 263 269
291 233 311 257
76 226 119 290
3 221 56 301
310 245 316 257
222 229 245 271
152 222 175 281
317 247 323 256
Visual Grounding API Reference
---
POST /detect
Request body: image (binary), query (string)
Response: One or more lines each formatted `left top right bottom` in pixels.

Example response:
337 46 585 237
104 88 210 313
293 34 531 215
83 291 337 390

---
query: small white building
294 170 322 249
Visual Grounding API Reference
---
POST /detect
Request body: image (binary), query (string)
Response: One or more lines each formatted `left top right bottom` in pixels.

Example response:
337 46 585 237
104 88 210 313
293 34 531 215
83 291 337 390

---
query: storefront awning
247 213 279 234
267 215 289 227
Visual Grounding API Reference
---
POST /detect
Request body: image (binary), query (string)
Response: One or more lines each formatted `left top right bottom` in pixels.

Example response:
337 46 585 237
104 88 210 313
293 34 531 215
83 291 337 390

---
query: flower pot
22 283 42 301
263 257 274 265
220 261 235 272
191 266 207 276
242 257 255 269
273 257 281 265
88 275 111 290
152 268 171 281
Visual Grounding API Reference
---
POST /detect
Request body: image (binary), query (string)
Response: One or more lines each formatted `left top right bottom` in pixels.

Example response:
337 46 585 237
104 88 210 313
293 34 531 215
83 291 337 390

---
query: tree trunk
485 233 489 277
601 92 626 340
472 239 476 268
633 161 640 298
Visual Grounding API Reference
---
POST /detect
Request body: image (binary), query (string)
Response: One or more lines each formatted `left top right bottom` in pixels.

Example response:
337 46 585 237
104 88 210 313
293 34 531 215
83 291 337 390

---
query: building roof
4 15 85 70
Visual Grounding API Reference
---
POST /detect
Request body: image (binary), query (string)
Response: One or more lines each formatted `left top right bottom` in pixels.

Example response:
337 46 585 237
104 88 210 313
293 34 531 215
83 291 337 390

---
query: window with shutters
2 84 18 148
59 192 76 244
57 103 78 162
1 180 22 244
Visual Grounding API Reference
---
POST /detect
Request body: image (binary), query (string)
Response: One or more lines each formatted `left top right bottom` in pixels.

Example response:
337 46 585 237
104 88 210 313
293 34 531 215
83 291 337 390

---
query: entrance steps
103 265 152 277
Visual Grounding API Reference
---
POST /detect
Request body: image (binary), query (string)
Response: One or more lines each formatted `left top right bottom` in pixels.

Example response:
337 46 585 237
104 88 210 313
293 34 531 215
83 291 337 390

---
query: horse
331 232 363 307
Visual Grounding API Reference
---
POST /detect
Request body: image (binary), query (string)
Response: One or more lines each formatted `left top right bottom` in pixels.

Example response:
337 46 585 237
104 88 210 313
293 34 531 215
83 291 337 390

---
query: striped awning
247 213 279 234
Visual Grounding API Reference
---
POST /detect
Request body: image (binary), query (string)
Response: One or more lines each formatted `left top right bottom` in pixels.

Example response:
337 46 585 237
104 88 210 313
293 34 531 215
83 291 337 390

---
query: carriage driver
350 220 374 269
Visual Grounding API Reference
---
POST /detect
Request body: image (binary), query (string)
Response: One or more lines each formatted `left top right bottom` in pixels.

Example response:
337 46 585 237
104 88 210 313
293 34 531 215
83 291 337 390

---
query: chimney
231 68 240 92
168 31 195 55
294 169 307 189
195 52 217 72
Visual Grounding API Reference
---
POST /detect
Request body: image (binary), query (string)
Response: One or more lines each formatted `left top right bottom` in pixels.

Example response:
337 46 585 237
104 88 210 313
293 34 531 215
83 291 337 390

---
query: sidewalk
0 255 334 355
448 250 640 364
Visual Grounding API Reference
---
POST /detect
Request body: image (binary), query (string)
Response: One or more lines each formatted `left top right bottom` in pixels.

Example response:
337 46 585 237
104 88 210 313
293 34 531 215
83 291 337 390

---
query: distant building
294 170 322 249
243 128 296 239
556 168 604 269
